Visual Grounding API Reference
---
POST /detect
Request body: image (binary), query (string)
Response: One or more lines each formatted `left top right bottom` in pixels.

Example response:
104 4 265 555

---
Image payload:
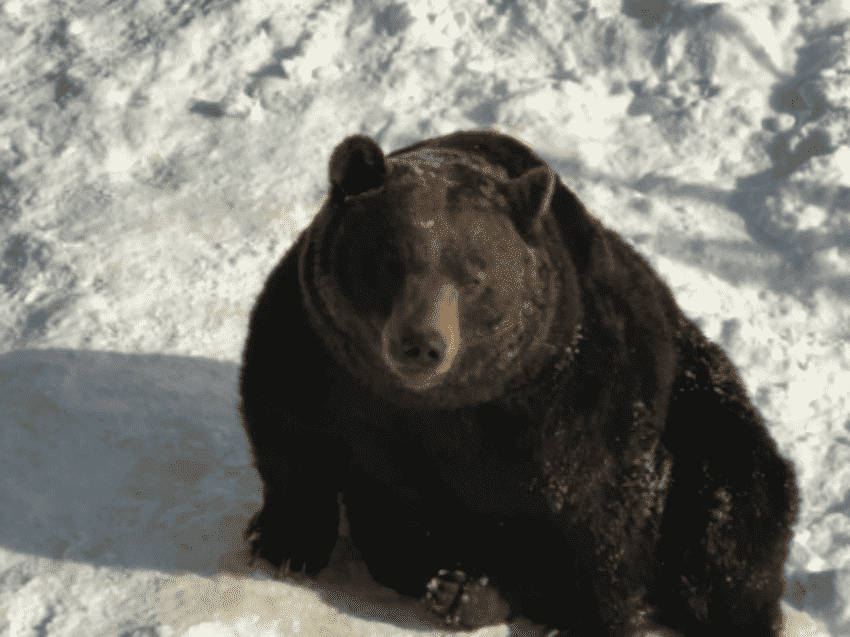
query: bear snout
381 281 461 389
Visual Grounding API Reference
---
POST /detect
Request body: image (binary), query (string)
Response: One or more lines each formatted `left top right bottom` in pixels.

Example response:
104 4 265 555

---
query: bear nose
400 331 446 367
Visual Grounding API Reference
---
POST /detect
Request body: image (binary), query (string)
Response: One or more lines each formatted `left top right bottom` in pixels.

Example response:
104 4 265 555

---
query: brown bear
238 130 798 637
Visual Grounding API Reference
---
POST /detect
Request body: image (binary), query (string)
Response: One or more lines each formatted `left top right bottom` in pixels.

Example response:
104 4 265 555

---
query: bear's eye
446 258 484 290
465 268 486 290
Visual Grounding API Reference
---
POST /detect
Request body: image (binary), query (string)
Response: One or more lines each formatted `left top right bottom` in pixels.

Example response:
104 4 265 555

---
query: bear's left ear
329 135 387 199
505 165 555 237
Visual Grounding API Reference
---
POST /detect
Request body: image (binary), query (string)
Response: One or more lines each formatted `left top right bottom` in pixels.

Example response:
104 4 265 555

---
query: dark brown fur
239 131 798 636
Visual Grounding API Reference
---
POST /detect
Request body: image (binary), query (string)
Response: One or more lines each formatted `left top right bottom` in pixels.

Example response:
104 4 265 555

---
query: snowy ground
0 0 848 635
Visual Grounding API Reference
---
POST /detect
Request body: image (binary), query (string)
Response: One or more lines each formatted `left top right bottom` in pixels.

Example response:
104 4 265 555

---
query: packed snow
0 0 848 635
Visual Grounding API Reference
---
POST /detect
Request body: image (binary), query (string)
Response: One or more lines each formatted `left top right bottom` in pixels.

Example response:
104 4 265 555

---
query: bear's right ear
329 135 387 199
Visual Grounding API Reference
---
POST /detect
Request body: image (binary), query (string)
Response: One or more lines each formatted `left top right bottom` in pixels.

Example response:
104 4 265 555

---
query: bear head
300 134 581 410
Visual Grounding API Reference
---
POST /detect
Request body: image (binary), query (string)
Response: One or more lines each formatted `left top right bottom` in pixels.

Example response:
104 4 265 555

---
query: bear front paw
422 569 510 628
245 508 336 578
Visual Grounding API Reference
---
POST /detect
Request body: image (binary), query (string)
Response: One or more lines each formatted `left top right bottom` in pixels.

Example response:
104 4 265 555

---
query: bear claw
422 569 510 628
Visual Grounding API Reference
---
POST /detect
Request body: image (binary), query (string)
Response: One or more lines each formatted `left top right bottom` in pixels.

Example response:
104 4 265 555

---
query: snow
0 0 848 634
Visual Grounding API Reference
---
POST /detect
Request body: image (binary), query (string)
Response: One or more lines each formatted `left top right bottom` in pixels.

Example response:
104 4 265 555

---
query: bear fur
238 130 798 637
